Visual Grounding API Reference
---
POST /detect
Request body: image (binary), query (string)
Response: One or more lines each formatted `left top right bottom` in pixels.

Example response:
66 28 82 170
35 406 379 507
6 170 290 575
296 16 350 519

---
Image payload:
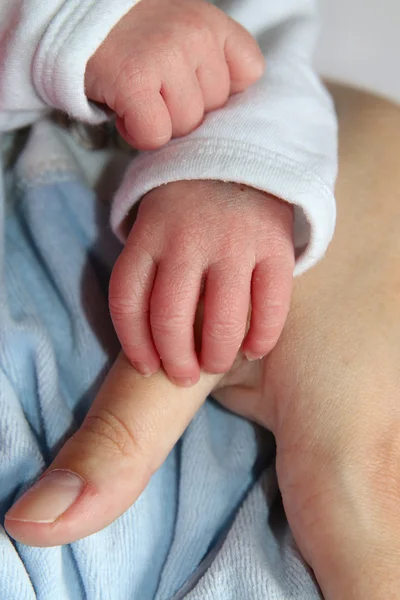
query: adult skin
6 83 400 598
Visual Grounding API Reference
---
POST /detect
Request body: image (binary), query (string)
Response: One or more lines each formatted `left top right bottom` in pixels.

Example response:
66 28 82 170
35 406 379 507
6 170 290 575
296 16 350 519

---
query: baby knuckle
156 41 184 70
185 19 214 51
260 226 293 254
204 319 243 344
150 311 189 336
109 295 142 320
116 58 158 102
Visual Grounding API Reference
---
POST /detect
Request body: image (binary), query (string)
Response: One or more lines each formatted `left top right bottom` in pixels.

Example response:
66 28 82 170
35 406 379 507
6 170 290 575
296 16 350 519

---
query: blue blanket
0 121 320 599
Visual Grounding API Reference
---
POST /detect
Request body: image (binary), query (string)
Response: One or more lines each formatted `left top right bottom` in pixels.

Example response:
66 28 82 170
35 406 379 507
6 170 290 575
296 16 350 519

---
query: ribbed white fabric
0 0 338 274
0 0 138 129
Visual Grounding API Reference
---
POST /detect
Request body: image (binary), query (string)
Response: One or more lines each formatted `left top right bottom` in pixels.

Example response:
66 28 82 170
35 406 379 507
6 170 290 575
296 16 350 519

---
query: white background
315 0 400 103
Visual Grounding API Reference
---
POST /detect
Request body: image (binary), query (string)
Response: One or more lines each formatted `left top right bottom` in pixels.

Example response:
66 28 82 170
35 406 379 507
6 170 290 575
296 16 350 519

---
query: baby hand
85 0 264 150
109 180 294 386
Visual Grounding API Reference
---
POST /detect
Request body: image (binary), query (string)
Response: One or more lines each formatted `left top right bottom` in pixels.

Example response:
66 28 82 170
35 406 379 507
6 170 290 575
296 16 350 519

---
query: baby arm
108 0 338 384
84 0 265 150
0 0 262 137
110 181 294 386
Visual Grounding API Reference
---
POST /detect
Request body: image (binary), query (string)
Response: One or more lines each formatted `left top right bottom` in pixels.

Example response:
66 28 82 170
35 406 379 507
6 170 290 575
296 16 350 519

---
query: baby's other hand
109 181 294 386
85 0 264 150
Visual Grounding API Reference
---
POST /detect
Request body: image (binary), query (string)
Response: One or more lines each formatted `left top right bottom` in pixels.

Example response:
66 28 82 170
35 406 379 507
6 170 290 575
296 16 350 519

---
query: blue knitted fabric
0 122 321 599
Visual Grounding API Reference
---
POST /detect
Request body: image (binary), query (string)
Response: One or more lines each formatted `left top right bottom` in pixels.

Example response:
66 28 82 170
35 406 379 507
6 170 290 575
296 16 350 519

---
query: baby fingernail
171 377 193 387
5 470 85 524
132 362 153 377
244 351 264 361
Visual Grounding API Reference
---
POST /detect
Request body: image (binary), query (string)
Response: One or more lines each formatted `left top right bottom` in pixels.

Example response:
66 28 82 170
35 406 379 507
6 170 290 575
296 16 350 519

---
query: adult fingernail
6 470 85 524
132 362 153 377
171 377 193 388
244 351 264 361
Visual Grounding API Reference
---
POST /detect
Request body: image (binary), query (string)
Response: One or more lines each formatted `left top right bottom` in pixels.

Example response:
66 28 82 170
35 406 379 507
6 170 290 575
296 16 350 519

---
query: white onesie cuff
33 0 140 124
110 138 336 276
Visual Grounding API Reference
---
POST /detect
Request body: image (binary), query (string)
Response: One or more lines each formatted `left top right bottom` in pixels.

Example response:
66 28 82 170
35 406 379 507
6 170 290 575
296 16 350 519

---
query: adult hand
4 353 222 546
215 84 400 598
5 84 400 599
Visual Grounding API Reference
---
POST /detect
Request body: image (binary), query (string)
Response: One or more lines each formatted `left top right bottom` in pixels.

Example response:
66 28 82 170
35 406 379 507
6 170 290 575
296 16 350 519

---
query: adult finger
5 353 221 547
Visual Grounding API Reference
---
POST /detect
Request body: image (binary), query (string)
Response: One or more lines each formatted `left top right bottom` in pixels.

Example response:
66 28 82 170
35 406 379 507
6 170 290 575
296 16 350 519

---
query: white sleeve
111 0 338 275
0 0 138 132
